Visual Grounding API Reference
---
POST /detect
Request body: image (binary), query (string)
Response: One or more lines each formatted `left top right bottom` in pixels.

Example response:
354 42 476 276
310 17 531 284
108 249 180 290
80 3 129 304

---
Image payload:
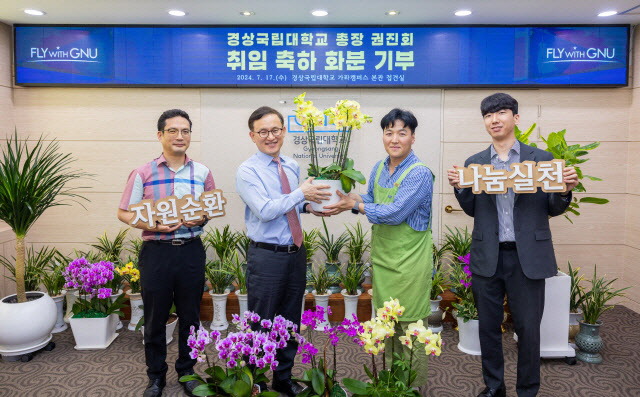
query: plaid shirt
119 153 215 240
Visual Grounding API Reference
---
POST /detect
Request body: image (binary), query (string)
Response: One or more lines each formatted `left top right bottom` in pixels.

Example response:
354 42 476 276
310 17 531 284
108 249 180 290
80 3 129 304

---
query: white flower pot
310 180 345 212
311 290 331 331
70 313 119 350
427 296 444 333
210 290 230 331
51 290 68 333
340 289 361 321
0 292 57 357
368 289 375 320
64 288 78 324
128 292 144 331
457 316 481 355
569 309 583 343
109 289 124 331
141 315 179 345
236 292 248 317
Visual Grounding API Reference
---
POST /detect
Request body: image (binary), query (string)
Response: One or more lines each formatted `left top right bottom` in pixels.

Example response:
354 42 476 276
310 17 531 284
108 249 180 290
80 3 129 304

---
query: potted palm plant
39 251 68 333
309 265 338 331
338 262 369 321
293 93 372 211
0 132 88 359
575 265 629 364
318 219 348 294
567 261 586 342
205 255 235 331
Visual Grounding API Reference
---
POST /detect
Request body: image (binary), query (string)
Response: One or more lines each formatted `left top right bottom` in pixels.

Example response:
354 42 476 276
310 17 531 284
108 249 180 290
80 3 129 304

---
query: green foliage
430 267 450 301
303 228 321 263
515 124 609 223
226 252 247 294
235 231 251 263
345 220 371 265
432 242 449 272
318 219 349 263
205 258 235 295
0 245 58 292
181 365 278 397
339 262 369 295
204 225 239 261
342 354 420 397
308 265 339 295
71 292 126 319
135 302 177 332
579 265 630 324
293 358 347 397
567 261 586 313
40 254 67 296
90 229 128 264
127 237 144 259
442 226 471 258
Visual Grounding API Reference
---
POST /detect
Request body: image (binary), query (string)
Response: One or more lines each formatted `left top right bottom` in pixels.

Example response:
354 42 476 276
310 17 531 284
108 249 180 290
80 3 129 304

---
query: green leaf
258 392 280 397
220 377 234 394
233 380 251 397
179 374 204 384
363 364 374 381
324 164 342 172
582 175 602 181
312 369 326 394
342 378 369 395
345 158 354 170
579 197 609 205
193 384 218 396
341 169 366 184
580 142 600 150
340 174 353 193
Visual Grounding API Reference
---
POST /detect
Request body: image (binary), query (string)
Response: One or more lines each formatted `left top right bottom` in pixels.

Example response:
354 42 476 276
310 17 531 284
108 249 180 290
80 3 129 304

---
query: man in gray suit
447 93 578 397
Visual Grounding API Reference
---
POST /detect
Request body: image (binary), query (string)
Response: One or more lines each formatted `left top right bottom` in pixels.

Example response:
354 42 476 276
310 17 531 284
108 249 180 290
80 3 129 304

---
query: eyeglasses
163 128 191 136
254 127 284 138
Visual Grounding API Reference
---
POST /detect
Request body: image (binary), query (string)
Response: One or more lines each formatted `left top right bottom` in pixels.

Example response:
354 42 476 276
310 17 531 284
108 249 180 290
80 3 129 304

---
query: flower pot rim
570 308 583 314
208 289 231 296
430 295 443 302
1 291 47 304
311 290 331 297
578 319 602 326
340 289 362 297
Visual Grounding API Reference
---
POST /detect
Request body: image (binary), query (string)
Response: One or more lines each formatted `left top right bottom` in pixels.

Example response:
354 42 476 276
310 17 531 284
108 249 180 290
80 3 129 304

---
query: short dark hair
248 106 284 131
157 109 192 131
380 108 418 134
480 93 518 116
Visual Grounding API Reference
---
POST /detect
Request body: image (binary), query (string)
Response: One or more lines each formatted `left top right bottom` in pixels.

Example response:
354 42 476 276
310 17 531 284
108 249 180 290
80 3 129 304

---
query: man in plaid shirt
118 109 214 397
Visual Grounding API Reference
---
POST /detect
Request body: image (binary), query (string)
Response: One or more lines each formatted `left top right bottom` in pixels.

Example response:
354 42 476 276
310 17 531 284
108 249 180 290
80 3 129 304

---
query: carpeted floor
1 306 639 397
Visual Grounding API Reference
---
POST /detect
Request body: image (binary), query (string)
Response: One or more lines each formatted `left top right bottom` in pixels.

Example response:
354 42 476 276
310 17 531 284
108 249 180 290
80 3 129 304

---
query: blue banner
14 25 629 87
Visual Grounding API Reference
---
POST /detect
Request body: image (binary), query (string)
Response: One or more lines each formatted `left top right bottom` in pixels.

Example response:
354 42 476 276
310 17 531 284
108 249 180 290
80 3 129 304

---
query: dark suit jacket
454 143 571 280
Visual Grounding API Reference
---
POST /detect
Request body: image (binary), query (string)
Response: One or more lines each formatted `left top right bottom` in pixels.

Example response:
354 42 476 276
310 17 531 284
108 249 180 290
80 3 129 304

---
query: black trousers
246 244 306 382
471 247 545 397
139 238 206 380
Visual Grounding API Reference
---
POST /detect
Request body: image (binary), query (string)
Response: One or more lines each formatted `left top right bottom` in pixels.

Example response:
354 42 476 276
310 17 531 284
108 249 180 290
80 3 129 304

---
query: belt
150 236 200 246
250 240 300 253
499 241 517 250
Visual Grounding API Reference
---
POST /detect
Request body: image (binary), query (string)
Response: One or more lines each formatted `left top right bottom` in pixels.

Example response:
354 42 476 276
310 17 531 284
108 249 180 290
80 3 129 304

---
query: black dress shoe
178 370 200 397
143 378 166 397
272 378 305 397
477 385 507 397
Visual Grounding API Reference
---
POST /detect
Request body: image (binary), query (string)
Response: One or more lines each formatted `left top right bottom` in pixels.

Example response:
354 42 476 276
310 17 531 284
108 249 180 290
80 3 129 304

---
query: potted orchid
64 258 127 349
342 298 443 396
449 253 481 355
293 93 372 211
181 311 296 396
118 261 143 331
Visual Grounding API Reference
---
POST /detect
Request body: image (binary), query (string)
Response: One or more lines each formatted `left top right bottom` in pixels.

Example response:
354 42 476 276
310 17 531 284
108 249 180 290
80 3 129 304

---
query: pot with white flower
293 93 372 211
206 257 235 331
339 262 368 321
309 266 337 331
64 258 127 349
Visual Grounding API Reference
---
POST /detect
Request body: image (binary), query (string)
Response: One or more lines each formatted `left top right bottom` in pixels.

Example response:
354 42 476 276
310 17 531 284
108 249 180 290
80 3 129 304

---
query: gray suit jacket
454 143 571 280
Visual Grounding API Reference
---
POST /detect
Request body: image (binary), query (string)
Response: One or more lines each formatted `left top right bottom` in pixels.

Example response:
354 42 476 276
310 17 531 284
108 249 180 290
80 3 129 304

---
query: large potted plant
293 93 372 211
205 255 235 331
0 132 88 358
64 258 127 349
575 265 629 364
318 219 348 294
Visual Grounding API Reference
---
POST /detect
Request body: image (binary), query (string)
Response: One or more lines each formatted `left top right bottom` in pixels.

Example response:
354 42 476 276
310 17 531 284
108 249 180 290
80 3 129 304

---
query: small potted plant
90 229 128 265
136 303 179 345
117 261 142 331
39 250 68 333
318 219 348 294
339 262 369 321
227 252 248 316
308 266 338 331
235 230 251 272
205 255 235 331
567 261 586 342
449 253 480 355
575 265 629 364
64 258 127 349
204 225 239 292
428 265 449 333
345 220 370 291
303 229 320 293
182 311 296 396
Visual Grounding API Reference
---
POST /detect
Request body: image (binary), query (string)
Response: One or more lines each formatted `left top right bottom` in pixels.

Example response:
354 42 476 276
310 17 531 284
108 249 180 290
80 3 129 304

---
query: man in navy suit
447 93 578 397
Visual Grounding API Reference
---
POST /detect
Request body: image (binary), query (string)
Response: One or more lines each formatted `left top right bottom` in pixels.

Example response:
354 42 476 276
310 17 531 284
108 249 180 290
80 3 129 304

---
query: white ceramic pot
141 315 179 345
427 296 443 333
51 290 68 333
209 290 230 331
569 309 583 343
64 288 78 324
310 180 345 212
236 292 248 318
70 313 119 350
311 290 331 331
128 292 143 331
109 289 124 331
457 316 481 355
368 289 375 320
0 291 57 357
340 289 361 322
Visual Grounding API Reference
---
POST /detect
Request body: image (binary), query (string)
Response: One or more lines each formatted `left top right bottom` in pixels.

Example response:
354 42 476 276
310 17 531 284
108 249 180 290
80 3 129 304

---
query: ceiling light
168 10 186 17
240 11 254 16
598 10 618 17
385 10 399 16
24 9 45 16
311 10 328 17
455 10 472 16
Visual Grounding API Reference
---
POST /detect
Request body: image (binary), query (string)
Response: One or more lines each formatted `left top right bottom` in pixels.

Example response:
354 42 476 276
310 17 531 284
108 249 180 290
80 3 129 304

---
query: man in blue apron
324 108 434 388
